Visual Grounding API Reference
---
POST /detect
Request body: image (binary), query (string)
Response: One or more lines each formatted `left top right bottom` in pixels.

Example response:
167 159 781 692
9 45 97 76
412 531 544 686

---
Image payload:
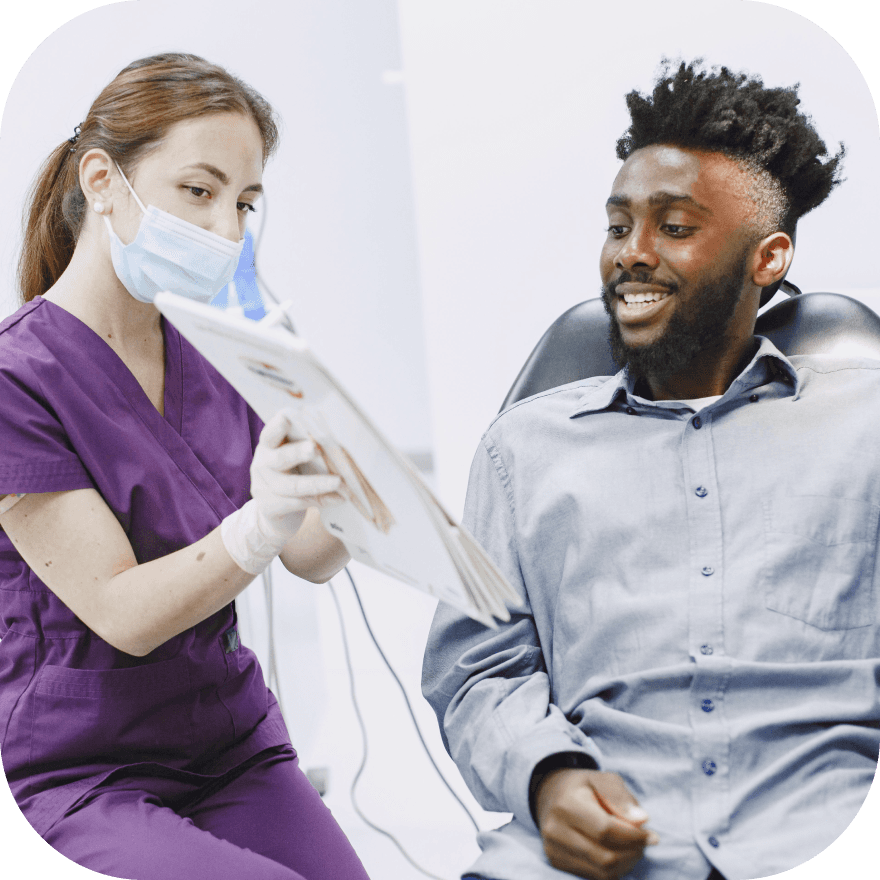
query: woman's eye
237 202 257 214
187 186 210 199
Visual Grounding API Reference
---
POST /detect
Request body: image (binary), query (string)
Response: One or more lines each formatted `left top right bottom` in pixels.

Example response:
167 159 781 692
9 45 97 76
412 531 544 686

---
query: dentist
0 53 367 880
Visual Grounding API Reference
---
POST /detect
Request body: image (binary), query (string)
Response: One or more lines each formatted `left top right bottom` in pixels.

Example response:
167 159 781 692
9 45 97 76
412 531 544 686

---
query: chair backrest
500 292 880 411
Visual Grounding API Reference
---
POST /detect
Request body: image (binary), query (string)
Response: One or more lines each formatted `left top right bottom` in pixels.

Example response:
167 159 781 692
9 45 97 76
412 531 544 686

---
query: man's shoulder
788 353 880 395
486 375 617 438
789 353 880 375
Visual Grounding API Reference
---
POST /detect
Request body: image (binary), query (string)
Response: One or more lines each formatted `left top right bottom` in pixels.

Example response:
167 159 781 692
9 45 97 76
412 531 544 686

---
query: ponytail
18 140 84 304
16 52 279 305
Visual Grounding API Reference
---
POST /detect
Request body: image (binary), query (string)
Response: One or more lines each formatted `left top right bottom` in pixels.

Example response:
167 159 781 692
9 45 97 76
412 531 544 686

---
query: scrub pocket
762 495 878 630
30 654 194 766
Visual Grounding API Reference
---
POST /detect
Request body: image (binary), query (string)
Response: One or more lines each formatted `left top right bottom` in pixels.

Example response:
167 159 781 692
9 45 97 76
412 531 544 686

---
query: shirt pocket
29 654 195 767
762 495 878 630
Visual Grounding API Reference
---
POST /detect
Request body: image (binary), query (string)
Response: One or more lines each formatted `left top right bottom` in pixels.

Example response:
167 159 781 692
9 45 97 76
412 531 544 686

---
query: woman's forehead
141 113 264 183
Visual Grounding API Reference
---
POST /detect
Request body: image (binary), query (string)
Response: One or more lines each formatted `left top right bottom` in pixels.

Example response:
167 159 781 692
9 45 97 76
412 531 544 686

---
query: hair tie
68 123 83 153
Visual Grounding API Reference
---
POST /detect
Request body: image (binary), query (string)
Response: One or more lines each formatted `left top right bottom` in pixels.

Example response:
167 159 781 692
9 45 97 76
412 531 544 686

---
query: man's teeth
622 291 670 304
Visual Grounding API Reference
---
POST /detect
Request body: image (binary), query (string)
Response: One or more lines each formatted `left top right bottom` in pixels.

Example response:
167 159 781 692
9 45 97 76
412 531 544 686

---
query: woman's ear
78 149 116 216
752 231 794 289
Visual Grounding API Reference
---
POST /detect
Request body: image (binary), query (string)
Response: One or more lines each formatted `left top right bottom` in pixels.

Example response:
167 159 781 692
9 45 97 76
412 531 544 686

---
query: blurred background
1 2 879 878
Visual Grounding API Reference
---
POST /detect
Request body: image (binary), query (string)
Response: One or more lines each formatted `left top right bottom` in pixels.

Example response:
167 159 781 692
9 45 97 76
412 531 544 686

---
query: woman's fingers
271 472 342 499
268 439 318 472
259 410 296 450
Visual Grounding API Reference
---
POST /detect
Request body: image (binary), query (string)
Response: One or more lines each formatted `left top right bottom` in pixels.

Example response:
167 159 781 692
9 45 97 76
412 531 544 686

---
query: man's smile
612 282 675 323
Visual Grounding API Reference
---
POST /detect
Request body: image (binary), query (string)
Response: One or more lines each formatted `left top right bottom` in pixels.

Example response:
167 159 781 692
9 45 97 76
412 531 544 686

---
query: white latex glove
221 410 343 575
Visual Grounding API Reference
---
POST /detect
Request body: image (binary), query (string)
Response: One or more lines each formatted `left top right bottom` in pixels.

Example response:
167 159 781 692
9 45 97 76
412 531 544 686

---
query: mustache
606 272 679 296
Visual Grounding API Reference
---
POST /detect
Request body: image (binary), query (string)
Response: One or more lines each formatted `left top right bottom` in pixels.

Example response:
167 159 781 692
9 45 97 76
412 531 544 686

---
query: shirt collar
569 335 800 418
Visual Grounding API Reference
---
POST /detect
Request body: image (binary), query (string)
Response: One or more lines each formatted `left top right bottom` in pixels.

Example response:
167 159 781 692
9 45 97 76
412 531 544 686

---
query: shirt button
701 566 714 576
695 486 708 497
749 393 759 403
701 699 715 712
700 644 713 655
625 406 636 415
693 416 702 429
708 836 720 848
702 760 717 776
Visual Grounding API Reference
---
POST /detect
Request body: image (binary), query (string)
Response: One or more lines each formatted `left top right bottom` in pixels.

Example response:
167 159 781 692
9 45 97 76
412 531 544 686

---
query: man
422 61 876 880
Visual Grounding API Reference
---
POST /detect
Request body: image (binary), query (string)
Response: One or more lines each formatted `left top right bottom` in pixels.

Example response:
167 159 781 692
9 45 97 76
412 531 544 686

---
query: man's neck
643 335 760 402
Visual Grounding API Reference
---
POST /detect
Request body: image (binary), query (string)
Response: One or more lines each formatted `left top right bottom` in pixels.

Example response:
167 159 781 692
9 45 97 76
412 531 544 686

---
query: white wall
398 0 880 515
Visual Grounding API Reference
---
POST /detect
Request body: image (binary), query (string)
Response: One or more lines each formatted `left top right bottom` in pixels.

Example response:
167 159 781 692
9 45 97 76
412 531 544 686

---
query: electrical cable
262 565 286 719
247 200 472 869
250 192 289 329
343 567 482 835
328 577 451 880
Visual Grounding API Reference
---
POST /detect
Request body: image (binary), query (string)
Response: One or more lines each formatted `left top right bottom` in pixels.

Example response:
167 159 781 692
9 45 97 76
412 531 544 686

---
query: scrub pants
43 746 370 880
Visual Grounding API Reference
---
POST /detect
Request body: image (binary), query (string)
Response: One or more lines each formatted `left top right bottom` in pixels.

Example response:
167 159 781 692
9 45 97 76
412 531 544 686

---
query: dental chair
501 281 880 410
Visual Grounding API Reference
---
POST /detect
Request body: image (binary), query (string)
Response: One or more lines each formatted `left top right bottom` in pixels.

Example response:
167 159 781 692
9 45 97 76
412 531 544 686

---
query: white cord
328 578 451 880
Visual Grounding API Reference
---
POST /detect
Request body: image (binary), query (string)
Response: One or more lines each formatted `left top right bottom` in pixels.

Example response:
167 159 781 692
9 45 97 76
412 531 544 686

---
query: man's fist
534 768 659 880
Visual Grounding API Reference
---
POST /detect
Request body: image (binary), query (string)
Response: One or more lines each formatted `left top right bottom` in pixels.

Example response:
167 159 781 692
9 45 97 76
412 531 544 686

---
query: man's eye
606 225 628 238
237 202 257 214
663 224 691 236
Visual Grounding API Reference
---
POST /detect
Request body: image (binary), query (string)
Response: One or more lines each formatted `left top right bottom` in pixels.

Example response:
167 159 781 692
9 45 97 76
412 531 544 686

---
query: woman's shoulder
0 298 55 363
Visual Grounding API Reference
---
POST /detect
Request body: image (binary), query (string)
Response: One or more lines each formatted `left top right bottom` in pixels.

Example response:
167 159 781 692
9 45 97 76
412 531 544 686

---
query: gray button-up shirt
423 337 880 880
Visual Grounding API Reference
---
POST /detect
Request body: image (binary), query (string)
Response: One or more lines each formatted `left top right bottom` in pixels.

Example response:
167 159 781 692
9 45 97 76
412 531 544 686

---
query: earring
93 201 105 214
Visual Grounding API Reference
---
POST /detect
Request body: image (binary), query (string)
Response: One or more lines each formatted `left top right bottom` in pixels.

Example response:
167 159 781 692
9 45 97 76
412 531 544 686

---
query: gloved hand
221 410 343 575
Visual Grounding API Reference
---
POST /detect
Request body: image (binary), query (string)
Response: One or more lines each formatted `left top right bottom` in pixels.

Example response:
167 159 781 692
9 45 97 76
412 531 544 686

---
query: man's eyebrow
606 192 712 214
181 162 263 194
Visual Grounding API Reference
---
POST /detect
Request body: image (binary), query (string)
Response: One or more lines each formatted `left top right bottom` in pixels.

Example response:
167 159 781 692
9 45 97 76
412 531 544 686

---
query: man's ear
752 231 794 289
78 149 116 215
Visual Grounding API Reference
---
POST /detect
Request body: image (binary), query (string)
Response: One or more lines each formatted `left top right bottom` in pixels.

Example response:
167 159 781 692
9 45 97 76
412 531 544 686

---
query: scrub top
0 297 291 836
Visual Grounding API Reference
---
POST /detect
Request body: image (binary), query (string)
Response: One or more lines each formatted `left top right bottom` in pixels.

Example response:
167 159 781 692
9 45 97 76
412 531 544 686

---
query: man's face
600 145 762 382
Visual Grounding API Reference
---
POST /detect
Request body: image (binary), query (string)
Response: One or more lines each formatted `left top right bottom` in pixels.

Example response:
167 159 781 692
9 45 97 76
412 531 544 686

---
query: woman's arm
0 487 254 657
278 507 350 583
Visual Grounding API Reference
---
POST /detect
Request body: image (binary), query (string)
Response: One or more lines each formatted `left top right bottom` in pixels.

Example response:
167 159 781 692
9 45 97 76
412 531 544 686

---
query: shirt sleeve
0 363 94 496
421 430 600 832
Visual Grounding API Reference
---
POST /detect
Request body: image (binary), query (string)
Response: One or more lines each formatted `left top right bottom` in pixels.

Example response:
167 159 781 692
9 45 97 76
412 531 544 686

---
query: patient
423 60 878 880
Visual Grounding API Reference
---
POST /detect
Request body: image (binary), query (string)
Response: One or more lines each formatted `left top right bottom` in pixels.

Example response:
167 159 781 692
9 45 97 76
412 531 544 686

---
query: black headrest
499 290 880 411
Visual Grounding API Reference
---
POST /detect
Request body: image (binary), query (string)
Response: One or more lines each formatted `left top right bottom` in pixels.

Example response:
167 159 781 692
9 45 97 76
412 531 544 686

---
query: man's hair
615 59 845 235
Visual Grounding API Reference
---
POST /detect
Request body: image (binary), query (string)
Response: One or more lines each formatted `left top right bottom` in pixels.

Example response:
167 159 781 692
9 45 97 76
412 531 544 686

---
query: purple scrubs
0 298 369 879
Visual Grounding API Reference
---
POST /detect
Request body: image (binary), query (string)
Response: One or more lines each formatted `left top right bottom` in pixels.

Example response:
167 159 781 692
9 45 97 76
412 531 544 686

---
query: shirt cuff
501 713 600 835
528 751 599 825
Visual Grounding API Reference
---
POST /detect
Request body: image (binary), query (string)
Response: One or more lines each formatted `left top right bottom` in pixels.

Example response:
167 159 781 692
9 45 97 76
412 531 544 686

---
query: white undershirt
673 395 722 412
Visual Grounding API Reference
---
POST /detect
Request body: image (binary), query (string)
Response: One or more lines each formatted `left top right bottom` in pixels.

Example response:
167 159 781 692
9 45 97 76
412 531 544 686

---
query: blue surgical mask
104 164 244 305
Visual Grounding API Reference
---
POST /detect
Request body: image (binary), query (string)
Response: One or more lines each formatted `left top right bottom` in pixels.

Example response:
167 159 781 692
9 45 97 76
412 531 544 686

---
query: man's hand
534 768 660 880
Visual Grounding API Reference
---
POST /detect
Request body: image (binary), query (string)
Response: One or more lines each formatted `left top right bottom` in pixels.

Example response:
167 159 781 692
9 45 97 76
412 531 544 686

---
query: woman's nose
212 205 243 243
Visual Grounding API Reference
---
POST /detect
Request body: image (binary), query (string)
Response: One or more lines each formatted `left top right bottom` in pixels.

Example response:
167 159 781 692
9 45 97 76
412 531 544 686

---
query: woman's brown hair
18 52 279 304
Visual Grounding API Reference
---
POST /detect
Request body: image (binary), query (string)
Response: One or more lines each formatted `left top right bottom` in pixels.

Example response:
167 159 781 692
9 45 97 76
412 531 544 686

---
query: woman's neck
43 229 163 353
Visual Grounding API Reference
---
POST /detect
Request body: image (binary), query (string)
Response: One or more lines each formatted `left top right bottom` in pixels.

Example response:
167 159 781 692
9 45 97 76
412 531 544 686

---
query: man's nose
615 224 659 271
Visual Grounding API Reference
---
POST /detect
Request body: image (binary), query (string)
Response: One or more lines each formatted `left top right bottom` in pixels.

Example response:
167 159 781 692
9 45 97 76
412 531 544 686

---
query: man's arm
422 432 656 879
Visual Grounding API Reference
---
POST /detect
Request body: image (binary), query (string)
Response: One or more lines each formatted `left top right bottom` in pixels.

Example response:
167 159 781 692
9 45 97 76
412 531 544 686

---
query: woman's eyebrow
180 162 263 193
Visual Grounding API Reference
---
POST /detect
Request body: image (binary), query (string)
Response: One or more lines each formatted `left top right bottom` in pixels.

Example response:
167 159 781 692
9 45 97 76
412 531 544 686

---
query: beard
601 248 751 385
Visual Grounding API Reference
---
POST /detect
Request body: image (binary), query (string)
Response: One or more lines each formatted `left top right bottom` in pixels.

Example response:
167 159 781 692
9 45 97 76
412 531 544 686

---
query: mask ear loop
102 162 147 243
113 162 148 214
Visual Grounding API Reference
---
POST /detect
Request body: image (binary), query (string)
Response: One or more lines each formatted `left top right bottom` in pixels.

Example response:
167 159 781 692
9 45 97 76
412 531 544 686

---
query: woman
0 53 370 880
